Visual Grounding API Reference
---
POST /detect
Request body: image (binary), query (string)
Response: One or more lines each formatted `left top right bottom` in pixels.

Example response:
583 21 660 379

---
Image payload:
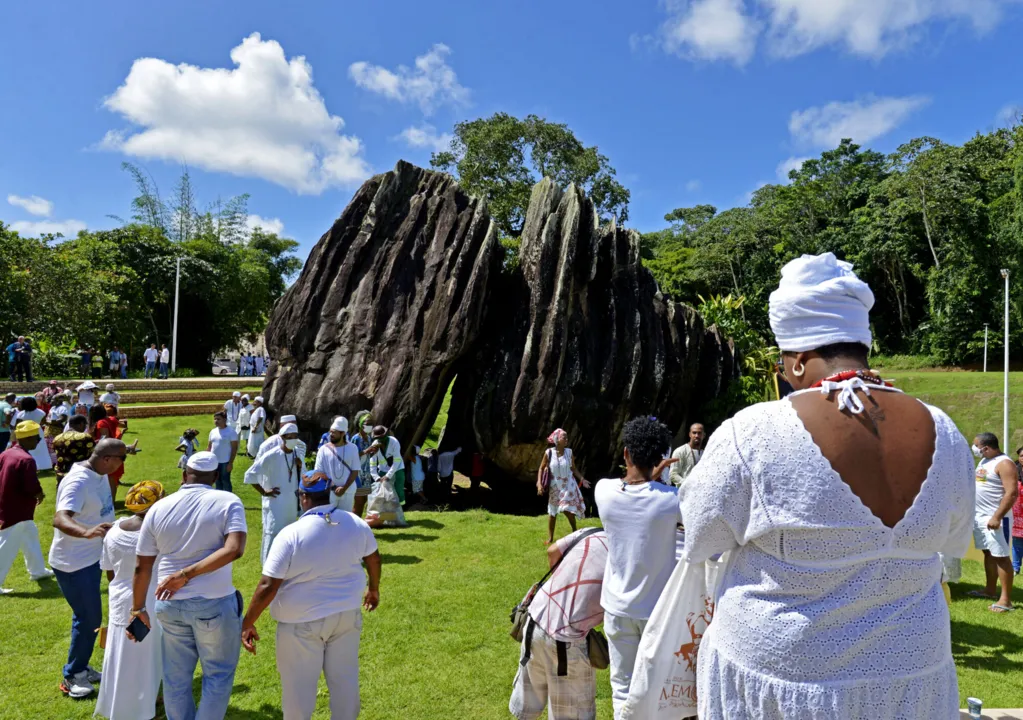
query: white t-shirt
224 399 243 425
249 407 266 433
143 348 158 363
101 520 156 626
49 463 116 572
78 389 96 407
209 425 239 464
136 483 247 600
263 505 378 624
244 447 302 526
975 455 1012 520
99 392 119 406
160 348 170 363
314 441 361 508
594 477 683 620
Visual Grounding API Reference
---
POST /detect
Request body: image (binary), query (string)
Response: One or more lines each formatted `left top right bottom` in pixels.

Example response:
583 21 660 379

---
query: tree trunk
920 186 940 269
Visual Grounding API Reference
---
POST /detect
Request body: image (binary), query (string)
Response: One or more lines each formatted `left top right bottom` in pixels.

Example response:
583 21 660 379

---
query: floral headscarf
125 480 165 514
547 428 567 445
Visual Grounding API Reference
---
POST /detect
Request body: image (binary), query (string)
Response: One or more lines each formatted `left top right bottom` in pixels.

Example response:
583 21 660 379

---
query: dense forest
0 164 302 372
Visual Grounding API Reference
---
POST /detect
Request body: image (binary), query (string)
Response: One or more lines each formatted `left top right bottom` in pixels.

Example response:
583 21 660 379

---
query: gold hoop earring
792 361 806 378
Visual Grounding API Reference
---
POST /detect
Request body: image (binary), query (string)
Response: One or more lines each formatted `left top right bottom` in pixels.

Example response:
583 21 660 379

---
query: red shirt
93 418 125 483
0 446 43 529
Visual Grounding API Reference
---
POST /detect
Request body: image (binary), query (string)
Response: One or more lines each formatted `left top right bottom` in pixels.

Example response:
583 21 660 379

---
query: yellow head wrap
125 480 165 514
14 421 41 439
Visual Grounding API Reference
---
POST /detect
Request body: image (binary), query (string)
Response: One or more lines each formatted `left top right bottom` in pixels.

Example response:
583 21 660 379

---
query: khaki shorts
509 623 595 720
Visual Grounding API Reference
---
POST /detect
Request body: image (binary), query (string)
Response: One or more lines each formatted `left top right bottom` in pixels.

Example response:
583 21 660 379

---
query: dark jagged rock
440 179 736 483
262 161 501 444
264 164 736 486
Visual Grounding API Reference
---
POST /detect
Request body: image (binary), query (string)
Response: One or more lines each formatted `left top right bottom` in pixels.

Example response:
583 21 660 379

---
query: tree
431 113 630 237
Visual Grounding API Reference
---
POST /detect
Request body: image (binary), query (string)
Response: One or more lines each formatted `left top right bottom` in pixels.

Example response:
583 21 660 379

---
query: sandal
967 590 997 599
989 604 1014 613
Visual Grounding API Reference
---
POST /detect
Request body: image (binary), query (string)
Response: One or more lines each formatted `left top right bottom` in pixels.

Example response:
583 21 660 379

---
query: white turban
331 416 349 433
186 451 220 472
279 423 298 436
769 253 874 353
280 414 297 424
254 396 264 403
232 391 241 398
106 384 115 391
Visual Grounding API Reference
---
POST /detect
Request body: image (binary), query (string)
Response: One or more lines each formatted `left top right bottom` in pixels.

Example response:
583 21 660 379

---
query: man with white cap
99 384 120 407
315 417 360 512
131 450 248 720
242 470 381 720
244 424 303 563
247 396 266 457
255 413 307 460
76 381 98 409
237 394 252 449
224 391 243 427
0 421 53 594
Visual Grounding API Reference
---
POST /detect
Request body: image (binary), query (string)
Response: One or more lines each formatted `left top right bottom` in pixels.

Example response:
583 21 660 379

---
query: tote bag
620 551 731 720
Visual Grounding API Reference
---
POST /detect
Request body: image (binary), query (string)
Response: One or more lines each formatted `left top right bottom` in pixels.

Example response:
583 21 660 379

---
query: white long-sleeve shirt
224 399 243 425
369 436 404 480
243 446 302 528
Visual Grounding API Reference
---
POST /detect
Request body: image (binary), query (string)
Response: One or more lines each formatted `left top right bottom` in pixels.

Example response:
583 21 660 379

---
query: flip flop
967 590 997 599
989 604 1014 613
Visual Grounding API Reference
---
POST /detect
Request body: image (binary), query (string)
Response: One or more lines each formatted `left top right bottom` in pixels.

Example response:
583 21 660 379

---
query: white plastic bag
620 552 729 720
365 478 407 527
939 553 962 583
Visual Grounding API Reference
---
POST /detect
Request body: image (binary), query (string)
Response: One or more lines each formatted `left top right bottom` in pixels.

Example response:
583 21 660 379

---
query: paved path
962 712 1023 719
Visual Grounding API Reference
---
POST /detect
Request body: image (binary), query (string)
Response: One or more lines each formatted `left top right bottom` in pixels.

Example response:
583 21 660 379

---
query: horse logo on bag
673 595 714 672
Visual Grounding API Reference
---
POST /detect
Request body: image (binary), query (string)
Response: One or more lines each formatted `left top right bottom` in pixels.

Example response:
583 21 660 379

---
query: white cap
77 381 97 391
106 384 115 391
279 423 298 436
186 451 220 472
331 417 349 433
233 391 241 398
254 396 264 403
242 394 250 401
280 414 297 424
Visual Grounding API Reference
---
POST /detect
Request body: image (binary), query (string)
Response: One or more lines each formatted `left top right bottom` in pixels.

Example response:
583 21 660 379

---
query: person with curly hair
594 416 681 718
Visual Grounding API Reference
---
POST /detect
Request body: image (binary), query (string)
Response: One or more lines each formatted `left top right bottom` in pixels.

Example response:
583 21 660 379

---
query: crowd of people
2 252 1022 719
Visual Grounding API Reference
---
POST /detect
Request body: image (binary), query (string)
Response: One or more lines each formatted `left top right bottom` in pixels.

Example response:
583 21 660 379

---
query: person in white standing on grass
208 411 239 493
99 384 120 408
244 423 303 563
241 471 382 720
143 344 158 379
968 432 1018 613
255 414 307 461
76 381 98 409
314 416 360 513
537 429 590 546
13 396 52 472
129 451 248 720
0 421 54 594
668 423 705 487
159 344 170 379
247 396 266 457
223 391 243 428
237 394 252 449
94 480 165 720
593 416 680 719
676 252 975 720
49 439 123 699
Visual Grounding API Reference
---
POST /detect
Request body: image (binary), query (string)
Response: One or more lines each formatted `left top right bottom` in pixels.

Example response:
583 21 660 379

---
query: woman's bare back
790 387 936 529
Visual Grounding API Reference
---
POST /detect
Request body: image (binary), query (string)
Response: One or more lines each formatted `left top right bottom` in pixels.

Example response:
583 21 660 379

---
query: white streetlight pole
984 323 989 373
1001 269 1010 448
172 257 181 373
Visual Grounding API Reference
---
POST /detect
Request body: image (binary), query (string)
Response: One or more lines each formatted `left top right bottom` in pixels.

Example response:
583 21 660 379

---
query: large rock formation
264 162 735 485
263 161 501 444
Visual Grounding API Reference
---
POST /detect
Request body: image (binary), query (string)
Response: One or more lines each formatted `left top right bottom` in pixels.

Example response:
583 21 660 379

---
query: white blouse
680 388 974 720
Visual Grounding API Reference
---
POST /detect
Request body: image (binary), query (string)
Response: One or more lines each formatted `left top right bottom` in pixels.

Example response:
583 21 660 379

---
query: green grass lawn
3 375 1023 718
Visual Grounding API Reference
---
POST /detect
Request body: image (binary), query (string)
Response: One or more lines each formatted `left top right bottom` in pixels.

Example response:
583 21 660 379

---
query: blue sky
2 0 1022 261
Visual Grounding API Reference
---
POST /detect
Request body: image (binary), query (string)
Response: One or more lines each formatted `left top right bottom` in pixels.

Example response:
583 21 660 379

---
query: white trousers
276 608 362 720
0 520 48 584
604 612 648 720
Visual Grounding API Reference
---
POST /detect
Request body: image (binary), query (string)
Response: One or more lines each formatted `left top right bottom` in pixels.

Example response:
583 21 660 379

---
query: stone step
117 390 257 405
0 377 261 394
117 403 224 419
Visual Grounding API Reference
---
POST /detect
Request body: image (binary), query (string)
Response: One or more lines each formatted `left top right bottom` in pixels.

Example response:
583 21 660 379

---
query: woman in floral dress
537 428 590 545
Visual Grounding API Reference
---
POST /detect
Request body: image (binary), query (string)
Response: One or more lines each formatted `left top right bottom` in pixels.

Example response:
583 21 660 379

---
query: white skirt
28 440 52 472
94 621 163 720
247 430 264 457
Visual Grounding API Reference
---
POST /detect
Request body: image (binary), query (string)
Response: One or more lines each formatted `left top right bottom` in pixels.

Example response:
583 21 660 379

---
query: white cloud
661 0 759 65
398 125 453 153
651 0 1014 63
10 219 86 237
349 44 469 114
245 214 285 236
788 95 930 148
776 156 811 182
996 103 1022 127
101 33 370 195
7 194 54 217
685 179 702 192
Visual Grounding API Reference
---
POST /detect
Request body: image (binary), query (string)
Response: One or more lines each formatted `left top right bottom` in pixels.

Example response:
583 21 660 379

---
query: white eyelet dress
679 387 975 720
547 448 586 518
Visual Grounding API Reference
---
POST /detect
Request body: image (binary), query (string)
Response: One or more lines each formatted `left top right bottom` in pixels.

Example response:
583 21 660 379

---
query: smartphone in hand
127 615 150 643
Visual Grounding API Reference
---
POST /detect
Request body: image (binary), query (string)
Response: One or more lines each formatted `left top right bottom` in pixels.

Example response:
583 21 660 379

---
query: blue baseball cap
299 471 331 494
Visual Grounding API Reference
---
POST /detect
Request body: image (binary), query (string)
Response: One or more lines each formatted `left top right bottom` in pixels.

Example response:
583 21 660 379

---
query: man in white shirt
255 413 306 460
208 411 239 493
971 432 1019 612
98 384 120 407
315 417 360 512
130 451 247 720
669 423 705 487
143 344 158 379
224 391 243 427
49 439 122 698
241 472 381 720
244 423 303 563
76 381 98 408
247 397 266 457
369 426 406 505
159 344 170 379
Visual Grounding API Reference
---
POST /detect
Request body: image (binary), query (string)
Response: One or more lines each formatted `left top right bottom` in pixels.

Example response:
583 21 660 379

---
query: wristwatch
130 606 146 617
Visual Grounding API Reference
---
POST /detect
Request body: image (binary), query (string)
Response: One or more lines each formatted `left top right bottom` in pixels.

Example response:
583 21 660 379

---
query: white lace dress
680 388 974 720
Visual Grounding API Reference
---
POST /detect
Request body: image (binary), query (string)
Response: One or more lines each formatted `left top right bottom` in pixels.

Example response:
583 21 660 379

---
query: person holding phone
95 481 165 720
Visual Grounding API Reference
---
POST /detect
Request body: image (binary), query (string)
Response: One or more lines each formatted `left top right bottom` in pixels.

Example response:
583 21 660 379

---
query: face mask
285 439 299 450
972 445 983 458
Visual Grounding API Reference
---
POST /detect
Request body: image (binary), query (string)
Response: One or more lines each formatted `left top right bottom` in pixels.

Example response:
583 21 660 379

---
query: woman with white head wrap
672 253 973 720
237 395 252 448
246 397 266 458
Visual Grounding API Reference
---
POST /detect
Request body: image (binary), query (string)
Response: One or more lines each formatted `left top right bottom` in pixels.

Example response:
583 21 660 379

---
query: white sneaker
61 671 94 698
0 588 13 595
30 569 55 580
84 666 102 684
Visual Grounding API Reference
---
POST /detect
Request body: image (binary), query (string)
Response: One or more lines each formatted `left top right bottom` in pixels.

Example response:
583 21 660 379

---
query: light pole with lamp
1001 269 1010 448
172 257 183 373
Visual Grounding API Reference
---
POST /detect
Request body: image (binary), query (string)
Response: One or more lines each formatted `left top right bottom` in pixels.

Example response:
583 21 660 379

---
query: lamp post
172 257 181 373
1001 269 1010 448
984 323 989 372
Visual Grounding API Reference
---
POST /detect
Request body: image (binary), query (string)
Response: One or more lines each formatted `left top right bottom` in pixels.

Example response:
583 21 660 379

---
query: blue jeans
145 361 156 378
120 364 127 379
157 592 243 720
53 562 102 679
215 462 232 493
1012 536 1023 574
160 361 169 379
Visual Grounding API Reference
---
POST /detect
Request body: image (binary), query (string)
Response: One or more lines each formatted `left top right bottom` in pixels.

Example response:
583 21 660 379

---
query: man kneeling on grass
242 471 382 720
